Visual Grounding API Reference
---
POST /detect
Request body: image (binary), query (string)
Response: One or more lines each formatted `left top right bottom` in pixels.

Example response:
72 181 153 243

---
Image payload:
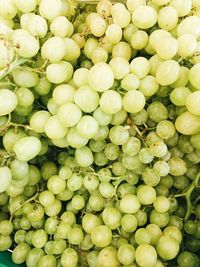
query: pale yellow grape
46 61 73 84
139 75 159 96
39 0 62 21
97 0 112 17
177 34 197 58
130 57 150 79
132 5 158 29
0 89 17 116
170 0 192 17
126 0 146 12
89 16 107 37
105 24 122 44
163 226 182 244
76 116 99 139
156 60 180 86
66 127 88 148
170 87 191 106
149 29 171 52
171 66 189 88
65 21 74 38
135 244 157 267
13 137 41 161
91 47 108 64
41 37 66 63
152 0 171 5
52 84 76 106
45 116 68 139
50 16 71 37
60 0 69 17
88 62 114 92
121 73 140 91
0 167 12 193
189 63 200 89
57 103 82 127
111 3 131 28
147 1 161 12
15 87 34 107
13 0 37 13
120 194 141 213
86 13 100 26
23 14 48 38
155 36 178 60
0 0 17 19
12 69 39 88
20 13 34 30
63 38 80 61
47 98 59 115
72 33 85 49
186 91 200 116
30 111 51 133
12 29 39 58
0 21 13 38
109 57 130 80
175 111 200 135
83 38 99 59
123 23 138 43
149 54 164 76
158 6 178 31
73 68 89 87
123 90 145 114
112 42 131 61
177 16 200 38
153 196 170 213
100 90 122 114
131 30 149 50
0 40 15 69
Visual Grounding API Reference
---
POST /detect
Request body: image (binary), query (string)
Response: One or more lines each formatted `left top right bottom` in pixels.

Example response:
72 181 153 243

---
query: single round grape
146 224 163 246
156 235 180 260
76 115 99 139
0 166 12 193
100 90 122 114
120 194 141 214
102 207 122 230
137 185 156 205
150 209 170 228
163 226 182 244
123 90 145 114
91 225 112 247
156 60 180 86
109 57 130 80
121 214 137 232
98 246 120 267
0 89 18 116
153 196 170 213
135 228 152 245
61 248 78 267
117 244 135 265
0 235 12 251
135 244 157 267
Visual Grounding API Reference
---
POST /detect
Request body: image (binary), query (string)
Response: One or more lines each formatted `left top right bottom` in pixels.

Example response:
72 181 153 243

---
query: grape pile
0 0 200 266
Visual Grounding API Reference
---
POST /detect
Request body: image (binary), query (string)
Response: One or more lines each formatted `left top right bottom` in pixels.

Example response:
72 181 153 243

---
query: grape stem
174 172 200 220
0 57 29 80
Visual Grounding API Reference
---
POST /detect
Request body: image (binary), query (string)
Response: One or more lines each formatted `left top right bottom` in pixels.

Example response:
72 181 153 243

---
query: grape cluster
0 0 200 266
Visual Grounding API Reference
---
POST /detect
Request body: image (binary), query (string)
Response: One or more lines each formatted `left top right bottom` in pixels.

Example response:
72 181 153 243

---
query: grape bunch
0 0 200 266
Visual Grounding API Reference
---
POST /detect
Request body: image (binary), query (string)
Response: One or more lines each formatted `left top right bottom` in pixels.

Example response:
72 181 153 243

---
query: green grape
44 217 58 235
0 89 18 116
100 90 122 114
0 166 12 193
102 207 122 230
61 248 78 267
0 234 12 251
82 213 102 234
68 227 84 245
117 244 135 265
87 251 99 267
157 235 179 260
26 248 45 267
135 244 157 267
163 226 182 244
12 243 31 264
83 174 99 191
98 246 120 267
75 146 93 167
44 199 61 217
137 185 156 205
104 143 120 160
32 229 48 248
150 209 169 228
120 194 141 214
135 228 152 245
38 255 56 267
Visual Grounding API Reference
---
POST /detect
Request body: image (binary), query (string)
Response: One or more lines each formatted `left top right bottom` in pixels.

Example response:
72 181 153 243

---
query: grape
135 244 157 267
123 90 145 114
156 60 180 86
157 235 180 260
112 41 131 60
158 6 178 31
163 226 182 244
117 244 135 265
12 243 31 264
76 115 99 139
137 185 156 205
175 111 200 135
91 225 112 247
0 235 12 251
105 24 122 44
132 5 158 29
26 248 45 267
0 89 18 116
74 85 99 113
120 194 141 214
146 224 162 246
0 166 12 193
61 248 78 267
100 90 122 114
150 210 170 228
46 61 73 84
102 207 121 229
111 3 131 28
